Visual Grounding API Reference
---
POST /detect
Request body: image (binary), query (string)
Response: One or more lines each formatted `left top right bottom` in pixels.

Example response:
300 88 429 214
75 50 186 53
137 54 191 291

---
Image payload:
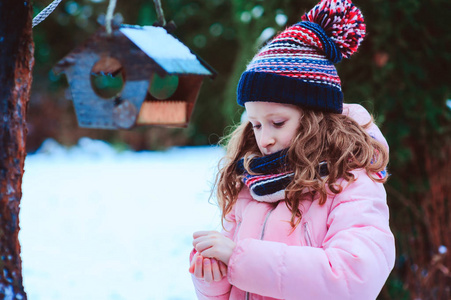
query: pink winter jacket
191 104 396 300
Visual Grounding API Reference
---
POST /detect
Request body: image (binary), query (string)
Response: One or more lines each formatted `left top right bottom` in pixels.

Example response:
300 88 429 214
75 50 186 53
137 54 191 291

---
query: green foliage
385 276 410 300
148 73 179 100
90 72 125 98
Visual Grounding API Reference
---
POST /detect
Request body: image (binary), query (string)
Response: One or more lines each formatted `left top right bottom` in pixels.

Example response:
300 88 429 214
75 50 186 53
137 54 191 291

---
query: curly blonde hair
215 108 389 229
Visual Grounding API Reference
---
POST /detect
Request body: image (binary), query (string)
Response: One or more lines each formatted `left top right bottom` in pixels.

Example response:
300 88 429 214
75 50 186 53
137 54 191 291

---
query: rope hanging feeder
153 0 166 27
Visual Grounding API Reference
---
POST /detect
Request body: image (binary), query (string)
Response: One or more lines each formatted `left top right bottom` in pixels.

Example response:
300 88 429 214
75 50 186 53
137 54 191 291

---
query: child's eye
273 121 285 127
252 124 261 129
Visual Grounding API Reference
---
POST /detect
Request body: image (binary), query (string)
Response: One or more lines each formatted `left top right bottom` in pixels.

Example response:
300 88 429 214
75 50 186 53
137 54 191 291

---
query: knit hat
237 0 366 113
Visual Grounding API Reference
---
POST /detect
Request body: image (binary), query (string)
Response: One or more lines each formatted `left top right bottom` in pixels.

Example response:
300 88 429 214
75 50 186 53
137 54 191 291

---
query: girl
189 0 395 299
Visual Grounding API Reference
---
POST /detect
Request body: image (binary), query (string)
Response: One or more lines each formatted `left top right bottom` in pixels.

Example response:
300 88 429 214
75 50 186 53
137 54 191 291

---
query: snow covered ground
19 138 225 300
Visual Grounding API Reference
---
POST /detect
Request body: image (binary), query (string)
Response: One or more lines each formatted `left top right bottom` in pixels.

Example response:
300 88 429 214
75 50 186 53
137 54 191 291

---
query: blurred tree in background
30 0 450 299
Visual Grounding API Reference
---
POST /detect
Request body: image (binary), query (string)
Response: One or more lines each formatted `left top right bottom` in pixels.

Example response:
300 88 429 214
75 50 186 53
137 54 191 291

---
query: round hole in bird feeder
148 72 179 100
90 57 126 99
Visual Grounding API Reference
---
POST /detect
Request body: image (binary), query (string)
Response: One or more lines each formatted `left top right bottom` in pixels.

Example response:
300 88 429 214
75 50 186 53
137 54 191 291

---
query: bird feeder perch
53 24 216 129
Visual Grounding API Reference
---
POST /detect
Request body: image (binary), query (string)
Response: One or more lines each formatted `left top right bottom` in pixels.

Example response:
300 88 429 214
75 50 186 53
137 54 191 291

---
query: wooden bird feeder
53 24 216 129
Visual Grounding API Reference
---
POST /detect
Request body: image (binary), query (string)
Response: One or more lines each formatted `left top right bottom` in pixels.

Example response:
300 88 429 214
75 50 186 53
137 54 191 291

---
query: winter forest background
15 0 451 299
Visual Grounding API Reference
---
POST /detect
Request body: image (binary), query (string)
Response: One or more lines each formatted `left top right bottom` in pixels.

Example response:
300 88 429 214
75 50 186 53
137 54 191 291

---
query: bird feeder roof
120 25 214 77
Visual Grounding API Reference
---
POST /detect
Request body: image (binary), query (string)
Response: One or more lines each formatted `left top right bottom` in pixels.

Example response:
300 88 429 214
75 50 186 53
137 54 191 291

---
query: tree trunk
0 0 34 298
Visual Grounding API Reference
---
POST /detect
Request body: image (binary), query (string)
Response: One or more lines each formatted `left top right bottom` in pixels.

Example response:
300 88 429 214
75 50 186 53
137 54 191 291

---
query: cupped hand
189 251 228 282
192 231 236 266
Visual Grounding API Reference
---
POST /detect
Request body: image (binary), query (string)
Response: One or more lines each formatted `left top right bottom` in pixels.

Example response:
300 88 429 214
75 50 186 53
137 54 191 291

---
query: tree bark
0 0 34 298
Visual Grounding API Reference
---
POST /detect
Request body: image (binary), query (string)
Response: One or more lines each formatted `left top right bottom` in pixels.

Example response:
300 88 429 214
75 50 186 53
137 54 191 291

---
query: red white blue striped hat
237 0 366 113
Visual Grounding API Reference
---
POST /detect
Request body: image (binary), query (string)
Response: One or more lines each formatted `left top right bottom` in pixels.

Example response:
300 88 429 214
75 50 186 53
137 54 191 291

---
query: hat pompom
301 0 366 58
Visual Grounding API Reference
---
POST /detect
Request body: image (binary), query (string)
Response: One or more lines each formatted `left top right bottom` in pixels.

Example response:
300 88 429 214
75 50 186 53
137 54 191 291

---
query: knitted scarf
236 150 329 203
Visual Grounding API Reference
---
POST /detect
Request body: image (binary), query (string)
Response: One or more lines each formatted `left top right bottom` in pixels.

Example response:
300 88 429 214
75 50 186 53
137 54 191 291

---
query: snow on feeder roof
53 24 216 130
120 25 212 76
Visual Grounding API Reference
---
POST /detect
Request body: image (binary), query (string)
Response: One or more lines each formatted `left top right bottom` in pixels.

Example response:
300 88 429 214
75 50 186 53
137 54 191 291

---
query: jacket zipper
304 222 312 247
260 207 275 240
246 207 276 300
233 221 242 241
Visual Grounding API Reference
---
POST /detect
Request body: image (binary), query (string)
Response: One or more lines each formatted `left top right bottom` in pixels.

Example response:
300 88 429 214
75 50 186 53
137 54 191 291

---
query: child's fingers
199 247 218 260
219 261 228 276
203 258 213 283
193 231 213 239
195 240 214 253
192 235 210 248
210 258 222 281
189 252 199 274
193 254 203 279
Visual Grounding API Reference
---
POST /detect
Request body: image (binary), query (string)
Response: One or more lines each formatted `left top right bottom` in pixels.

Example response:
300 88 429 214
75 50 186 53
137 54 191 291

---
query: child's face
245 102 302 156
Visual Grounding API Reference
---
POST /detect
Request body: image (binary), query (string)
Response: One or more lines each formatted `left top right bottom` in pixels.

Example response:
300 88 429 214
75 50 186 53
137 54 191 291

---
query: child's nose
259 128 275 149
